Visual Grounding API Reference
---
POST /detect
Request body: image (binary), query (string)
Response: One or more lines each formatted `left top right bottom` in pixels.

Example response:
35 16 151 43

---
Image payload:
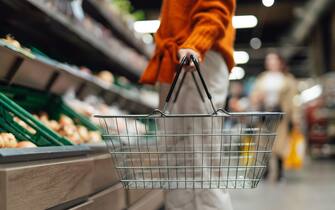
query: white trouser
159 50 233 210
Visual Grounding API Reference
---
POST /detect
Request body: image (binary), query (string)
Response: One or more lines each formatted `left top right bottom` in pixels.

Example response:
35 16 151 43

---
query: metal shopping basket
95 55 283 190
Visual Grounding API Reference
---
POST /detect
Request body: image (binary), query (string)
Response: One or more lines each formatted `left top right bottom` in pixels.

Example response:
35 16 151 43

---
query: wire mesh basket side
98 113 282 189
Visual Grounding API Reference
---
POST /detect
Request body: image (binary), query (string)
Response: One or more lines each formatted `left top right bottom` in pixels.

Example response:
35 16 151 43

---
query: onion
97 71 114 85
2 133 17 148
17 141 37 148
59 115 74 126
88 131 102 143
0 135 4 148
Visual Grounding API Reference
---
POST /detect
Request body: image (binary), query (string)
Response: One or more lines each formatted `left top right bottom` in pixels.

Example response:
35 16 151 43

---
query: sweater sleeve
180 0 235 59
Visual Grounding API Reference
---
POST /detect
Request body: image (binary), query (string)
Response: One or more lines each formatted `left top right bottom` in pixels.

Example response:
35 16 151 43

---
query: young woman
251 52 299 181
140 0 236 209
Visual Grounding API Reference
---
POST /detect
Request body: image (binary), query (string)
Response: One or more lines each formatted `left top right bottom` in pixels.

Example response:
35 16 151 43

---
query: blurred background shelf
0 43 156 114
83 0 152 58
0 0 148 82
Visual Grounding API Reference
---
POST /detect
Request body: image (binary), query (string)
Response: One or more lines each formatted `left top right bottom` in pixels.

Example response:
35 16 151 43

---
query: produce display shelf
0 83 101 131
0 43 155 114
0 91 73 147
0 0 147 81
26 0 146 80
84 0 152 59
0 145 90 163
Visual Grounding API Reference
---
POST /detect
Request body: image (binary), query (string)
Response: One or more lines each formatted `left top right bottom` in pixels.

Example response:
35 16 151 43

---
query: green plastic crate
0 93 71 146
0 85 100 132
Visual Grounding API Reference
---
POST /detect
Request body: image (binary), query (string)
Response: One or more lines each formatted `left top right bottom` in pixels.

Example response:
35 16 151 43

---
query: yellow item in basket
284 128 305 170
241 135 256 166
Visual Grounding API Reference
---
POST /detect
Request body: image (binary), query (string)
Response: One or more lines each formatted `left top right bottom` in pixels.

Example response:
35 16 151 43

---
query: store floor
230 159 335 210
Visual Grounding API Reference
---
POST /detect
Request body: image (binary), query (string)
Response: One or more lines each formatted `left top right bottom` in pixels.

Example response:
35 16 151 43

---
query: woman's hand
178 48 201 72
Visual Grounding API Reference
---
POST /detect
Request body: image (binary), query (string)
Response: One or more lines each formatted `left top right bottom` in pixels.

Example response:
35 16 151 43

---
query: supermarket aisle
230 159 335 210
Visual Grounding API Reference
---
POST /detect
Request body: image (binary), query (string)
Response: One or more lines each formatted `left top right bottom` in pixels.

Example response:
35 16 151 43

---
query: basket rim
94 111 284 118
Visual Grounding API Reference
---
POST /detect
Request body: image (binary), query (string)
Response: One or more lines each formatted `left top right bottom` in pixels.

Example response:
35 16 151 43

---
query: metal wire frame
97 111 283 189
96 56 283 189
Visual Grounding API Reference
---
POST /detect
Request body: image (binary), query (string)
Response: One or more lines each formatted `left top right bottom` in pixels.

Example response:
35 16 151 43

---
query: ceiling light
134 16 258 34
232 15 258 29
300 85 322 103
134 20 160 33
234 51 250 64
229 67 246 80
262 0 275 7
250 37 262 49
142 34 153 44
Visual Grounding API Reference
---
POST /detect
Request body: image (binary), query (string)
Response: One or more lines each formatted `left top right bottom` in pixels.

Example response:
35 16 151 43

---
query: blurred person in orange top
140 0 236 210
250 52 300 182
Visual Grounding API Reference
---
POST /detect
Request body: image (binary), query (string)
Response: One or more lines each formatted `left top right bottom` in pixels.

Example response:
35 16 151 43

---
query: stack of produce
97 70 114 86
0 35 34 57
33 113 102 145
1 34 21 48
64 95 147 143
0 132 37 148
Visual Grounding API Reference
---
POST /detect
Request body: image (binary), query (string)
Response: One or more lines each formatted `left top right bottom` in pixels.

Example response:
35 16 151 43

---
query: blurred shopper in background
251 52 300 182
140 0 236 209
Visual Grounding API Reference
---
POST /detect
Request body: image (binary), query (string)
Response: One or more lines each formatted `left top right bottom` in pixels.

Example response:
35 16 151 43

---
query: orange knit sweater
140 0 236 84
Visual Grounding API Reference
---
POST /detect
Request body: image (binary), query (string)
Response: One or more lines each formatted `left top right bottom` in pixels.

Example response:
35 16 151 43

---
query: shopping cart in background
95 55 283 190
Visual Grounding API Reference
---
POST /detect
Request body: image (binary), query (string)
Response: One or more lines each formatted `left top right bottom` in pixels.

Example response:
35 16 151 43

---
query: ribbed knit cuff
180 25 220 59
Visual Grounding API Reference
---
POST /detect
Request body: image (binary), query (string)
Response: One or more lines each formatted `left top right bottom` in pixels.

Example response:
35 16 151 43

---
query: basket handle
162 55 226 115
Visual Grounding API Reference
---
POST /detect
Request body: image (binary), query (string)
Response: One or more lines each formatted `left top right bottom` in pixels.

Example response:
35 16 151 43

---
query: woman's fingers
178 49 188 63
178 48 200 72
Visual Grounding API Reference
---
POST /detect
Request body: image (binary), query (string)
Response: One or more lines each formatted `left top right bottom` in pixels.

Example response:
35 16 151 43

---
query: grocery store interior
1 0 335 210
